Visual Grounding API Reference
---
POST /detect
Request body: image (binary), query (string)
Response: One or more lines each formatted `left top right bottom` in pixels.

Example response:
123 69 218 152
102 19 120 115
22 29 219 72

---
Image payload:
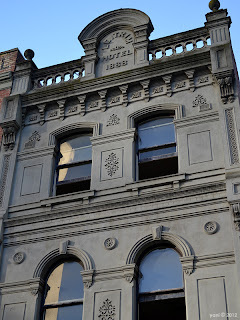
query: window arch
41 259 84 320
55 132 92 195
138 247 186 320
137 116 178 180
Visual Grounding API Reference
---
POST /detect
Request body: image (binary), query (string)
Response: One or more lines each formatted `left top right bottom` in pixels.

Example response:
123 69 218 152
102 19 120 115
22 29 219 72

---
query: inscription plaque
96 30 135 77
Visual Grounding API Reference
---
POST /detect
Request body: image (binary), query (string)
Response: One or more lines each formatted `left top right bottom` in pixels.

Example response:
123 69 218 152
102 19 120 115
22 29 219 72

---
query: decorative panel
101 149 123 181
21 164 43 196
94 290 121 320
188 131 213 165
198 277 228 320
2 303 26 320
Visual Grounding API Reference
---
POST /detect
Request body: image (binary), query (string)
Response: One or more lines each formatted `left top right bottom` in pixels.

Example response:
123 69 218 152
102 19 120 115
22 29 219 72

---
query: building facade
0 2 240 319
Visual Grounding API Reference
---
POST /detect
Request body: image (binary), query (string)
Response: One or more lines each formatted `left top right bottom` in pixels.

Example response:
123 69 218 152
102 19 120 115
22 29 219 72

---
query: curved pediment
78 9 153 44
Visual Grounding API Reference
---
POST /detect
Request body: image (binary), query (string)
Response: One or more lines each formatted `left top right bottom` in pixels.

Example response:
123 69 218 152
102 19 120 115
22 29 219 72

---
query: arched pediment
33 245 94 279
78 9 153 45
126 228 195 275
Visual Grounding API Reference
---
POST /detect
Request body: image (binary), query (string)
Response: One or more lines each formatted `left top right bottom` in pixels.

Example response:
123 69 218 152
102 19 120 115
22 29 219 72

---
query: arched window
138 248 186 320
56 132 92 195
137 117 178 180
41 260 84 320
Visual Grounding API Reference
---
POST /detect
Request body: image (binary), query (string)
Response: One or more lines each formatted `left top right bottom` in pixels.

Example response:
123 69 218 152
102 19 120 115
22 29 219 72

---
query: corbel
140 80 150 102
119 85 128 107
215 70 235 104
162 74 172 97
58 99 66 120
122 264 139 283
98 90 107 112
185 69 195 92
2 124 19 151
37 104 46 125
77 95 86 116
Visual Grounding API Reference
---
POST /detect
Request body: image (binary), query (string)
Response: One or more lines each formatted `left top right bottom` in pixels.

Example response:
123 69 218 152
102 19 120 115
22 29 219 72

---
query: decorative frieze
24 131 41 149
175 80 187 89
130 91 142 100
110 96 121 105
225 108 239 164
152 86 164 94
198 76 209 84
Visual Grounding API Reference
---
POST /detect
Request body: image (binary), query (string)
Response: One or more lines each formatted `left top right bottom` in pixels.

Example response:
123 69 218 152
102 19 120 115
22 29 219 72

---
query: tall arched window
41 260 84 320
56 132 92 195
138 248 186 320
137 117 178 180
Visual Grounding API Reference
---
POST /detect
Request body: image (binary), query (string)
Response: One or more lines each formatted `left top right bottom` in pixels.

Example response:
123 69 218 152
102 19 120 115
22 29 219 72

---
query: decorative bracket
81 269 94 288
185 69 195 92
215 71 235 104
162 75 172 97
2 124 19 151
140 80 150 102
37 104 46 125
58 99 66 120
122 264 139 283
77 95 86 116
119 85 128 107
99 90 107 112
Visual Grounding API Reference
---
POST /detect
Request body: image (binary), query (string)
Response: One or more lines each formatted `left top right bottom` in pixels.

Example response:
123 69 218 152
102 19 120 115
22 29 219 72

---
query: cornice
21 51 211 107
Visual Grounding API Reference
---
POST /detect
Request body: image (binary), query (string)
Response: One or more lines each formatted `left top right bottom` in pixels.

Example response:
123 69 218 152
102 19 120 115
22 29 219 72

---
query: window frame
136 115 178 180
137 247 186 320
54 131 92 195
41 259 85 320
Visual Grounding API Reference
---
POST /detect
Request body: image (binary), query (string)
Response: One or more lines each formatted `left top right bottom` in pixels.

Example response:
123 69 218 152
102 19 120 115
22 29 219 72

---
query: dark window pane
58 163 91 183
139 298 186 320
44 304 83 320
139 249 183 293
138 156 178 180
45 262 84 304
139 146 176 162
138 122 175 150
56 180 90 195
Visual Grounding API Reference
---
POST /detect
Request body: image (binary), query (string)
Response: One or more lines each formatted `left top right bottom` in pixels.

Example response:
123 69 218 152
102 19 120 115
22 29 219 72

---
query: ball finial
209 0 220 12
24 49 35 61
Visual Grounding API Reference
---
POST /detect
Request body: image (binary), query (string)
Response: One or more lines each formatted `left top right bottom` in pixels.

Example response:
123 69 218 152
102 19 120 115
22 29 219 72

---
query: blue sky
1 0 240 71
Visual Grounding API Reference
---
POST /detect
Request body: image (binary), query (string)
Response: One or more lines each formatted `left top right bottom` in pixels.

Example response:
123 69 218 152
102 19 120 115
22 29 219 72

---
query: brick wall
0 49 24 142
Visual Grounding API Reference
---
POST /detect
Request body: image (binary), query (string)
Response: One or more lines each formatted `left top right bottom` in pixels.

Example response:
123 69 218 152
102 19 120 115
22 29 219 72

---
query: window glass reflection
58 163 91 183
138 118 175 150
139 248 183 293
59 135 92 166
44 304 83 320
45 261 84 304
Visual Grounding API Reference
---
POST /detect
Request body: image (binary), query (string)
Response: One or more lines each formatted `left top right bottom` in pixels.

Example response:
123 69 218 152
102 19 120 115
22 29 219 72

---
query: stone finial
24 49 35 61
209 0 220 12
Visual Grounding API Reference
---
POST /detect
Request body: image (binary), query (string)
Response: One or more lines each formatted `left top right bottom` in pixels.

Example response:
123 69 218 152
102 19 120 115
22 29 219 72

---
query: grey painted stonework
0 6 240 320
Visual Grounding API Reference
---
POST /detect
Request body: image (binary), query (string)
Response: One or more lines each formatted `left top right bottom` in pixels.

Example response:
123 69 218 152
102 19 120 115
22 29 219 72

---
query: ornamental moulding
33 246 95 288
126 229 194 275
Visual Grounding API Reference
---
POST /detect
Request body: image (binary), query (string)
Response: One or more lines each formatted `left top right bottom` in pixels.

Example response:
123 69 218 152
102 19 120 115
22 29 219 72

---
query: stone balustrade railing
32 59 85 89
148 27 211 61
